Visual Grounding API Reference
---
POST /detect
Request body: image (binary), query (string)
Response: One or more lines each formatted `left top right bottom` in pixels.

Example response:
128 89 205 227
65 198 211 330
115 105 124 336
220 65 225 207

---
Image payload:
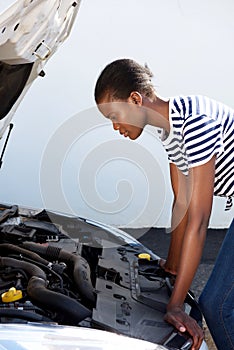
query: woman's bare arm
163 163 188 275
164 156 216 350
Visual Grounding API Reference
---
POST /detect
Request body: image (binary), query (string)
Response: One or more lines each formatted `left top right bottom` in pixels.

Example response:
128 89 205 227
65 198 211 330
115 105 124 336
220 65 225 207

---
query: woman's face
98 92 147 140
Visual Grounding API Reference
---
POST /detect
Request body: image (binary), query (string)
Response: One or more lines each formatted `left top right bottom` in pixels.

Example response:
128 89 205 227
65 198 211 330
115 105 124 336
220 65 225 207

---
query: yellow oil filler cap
138 253 151 261
2 287 23 303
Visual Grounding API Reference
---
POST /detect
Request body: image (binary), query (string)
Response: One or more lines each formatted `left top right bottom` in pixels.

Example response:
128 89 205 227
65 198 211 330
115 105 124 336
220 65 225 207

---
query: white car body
0 323 167 350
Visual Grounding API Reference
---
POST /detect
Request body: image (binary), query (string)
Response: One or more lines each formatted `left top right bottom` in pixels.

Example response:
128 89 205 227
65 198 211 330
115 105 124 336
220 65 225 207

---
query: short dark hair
94 58 155 103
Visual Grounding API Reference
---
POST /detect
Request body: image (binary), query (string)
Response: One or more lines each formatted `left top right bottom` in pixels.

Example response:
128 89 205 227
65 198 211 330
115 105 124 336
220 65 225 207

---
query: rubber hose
58 249 95 303
27 276 91 324
0 243 50 266
0 257 91 324
22 242 95 303
0 257 46 280
0 309 52 322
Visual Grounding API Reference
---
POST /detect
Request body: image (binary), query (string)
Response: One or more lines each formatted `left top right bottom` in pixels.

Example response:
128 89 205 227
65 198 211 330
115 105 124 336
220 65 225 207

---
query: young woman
94 58 234 350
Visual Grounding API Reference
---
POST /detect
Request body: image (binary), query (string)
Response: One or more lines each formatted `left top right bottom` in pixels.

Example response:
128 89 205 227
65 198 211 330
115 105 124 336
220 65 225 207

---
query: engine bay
0 203 202 349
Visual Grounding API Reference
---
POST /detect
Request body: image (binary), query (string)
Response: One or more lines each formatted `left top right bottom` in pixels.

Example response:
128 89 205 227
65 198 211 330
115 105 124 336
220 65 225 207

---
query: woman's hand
159 258 177 276
164 305 204 350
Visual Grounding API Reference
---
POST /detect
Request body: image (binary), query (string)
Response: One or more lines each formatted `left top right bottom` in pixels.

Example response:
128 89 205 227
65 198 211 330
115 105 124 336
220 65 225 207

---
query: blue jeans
199 218 234 350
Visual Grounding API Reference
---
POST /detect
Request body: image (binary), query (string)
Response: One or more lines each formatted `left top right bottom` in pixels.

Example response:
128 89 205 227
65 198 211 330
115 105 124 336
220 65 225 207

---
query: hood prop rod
0 123 14 170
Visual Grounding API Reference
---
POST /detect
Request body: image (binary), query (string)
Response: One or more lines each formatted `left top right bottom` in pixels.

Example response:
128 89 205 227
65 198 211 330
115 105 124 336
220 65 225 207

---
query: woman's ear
129 91 143 106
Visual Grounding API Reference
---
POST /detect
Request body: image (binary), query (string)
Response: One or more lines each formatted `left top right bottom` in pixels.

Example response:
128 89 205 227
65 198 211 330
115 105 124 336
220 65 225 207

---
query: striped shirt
158 95 234 210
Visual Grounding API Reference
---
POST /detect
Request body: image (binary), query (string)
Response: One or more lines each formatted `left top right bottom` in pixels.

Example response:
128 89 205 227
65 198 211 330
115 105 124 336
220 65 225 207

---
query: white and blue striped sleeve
182 114 224 168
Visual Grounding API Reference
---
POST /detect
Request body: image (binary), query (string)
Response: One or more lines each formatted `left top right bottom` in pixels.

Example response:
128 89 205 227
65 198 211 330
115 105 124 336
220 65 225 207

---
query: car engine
0 203 202 350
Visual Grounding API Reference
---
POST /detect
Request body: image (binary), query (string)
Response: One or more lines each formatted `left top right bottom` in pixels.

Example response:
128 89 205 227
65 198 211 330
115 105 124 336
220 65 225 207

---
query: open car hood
0 0 81 138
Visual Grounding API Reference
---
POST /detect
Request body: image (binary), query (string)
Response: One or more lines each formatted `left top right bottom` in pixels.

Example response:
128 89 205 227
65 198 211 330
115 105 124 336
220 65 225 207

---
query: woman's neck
143 95 170 132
